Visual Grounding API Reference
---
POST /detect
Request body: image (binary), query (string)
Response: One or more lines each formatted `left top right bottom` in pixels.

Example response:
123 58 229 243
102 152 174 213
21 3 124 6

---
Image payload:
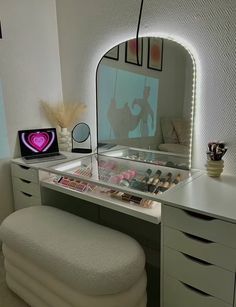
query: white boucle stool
0 206 147 307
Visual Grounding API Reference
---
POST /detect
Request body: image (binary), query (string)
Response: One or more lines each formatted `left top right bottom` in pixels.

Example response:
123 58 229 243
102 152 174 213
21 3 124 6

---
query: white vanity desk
11 152 163 224
11 153 236 307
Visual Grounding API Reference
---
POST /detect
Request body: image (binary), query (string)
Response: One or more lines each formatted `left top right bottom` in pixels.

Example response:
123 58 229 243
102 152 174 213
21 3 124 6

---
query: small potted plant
41 101 86 151
206 142 227 177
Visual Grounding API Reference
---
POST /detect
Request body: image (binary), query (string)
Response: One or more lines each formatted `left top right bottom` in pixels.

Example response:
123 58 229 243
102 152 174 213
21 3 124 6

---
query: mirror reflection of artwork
148 38 163 71
125 38 143 66
97 37 195 161
98 64 159 141
104 46 119 61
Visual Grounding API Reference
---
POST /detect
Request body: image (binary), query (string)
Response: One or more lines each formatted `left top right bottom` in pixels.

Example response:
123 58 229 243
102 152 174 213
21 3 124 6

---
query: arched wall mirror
96 37 195 170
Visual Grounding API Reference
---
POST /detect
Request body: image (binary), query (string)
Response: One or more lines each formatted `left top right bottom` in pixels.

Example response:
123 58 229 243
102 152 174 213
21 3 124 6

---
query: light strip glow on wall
139 33 199 170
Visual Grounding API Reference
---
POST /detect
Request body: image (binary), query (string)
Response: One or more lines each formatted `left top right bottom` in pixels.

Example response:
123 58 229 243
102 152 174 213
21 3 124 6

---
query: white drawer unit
162 205 236 249
11 163 39 183
164 246 234 304
163 226 236 272
11 162 42 210
162 204 236 307
163 275 231 307
13 177 41 198
14 190 41 210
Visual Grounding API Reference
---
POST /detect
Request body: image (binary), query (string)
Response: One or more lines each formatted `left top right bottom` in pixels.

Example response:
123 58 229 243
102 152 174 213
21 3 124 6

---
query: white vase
206 159 224 177
58 127 72 152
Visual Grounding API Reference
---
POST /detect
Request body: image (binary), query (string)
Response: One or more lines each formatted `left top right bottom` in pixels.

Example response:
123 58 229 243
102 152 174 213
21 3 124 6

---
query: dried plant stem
41 101 86 129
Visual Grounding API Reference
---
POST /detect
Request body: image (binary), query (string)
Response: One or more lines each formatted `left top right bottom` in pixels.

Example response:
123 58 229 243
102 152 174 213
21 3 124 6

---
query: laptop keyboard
24 153 66 164
25 153 61 160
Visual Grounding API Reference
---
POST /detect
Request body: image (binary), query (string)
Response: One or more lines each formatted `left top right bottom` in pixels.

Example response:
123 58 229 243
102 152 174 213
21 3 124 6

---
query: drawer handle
19 165 30 170
181 252 212 266
180 281 211 297
21 191 32 197
183 210 215 221
20 178 31 184
183 232 213 244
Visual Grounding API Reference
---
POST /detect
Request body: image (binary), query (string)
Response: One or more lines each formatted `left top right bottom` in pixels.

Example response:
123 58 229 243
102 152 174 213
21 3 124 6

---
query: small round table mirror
71 123 92 153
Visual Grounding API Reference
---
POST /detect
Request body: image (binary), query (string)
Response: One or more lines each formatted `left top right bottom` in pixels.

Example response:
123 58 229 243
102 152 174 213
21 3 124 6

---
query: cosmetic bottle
153 178 166 193
154 173 172 193
175 173 181 183
169 174 181 188
142 168 152 183
169 179 179 188
162 173 173 189
150 170 162 185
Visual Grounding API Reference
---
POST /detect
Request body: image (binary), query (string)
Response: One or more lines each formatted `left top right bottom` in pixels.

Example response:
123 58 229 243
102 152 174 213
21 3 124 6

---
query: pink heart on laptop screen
27 132 50 152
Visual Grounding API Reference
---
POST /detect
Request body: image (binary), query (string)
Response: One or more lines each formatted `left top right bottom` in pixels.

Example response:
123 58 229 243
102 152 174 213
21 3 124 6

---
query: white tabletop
158 173 236 223
12 152 89 169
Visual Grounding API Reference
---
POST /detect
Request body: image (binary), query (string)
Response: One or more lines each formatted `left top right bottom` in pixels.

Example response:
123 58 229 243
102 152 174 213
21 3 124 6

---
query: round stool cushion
0 206 145 296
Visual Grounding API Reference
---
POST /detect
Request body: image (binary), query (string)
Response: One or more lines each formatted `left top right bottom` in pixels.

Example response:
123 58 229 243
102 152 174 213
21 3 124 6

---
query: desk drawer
14 190 41 210
163 204 236 248
11 163 38 183
13 177 41 198
164 246 234 304
163 274 231 307
163 226 236 272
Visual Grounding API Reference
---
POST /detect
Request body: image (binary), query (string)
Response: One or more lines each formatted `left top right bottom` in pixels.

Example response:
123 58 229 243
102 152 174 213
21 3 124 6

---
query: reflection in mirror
96 37 195 170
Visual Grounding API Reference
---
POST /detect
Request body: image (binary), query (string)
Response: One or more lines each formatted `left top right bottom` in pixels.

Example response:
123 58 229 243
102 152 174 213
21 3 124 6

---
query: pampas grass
41 101 86 129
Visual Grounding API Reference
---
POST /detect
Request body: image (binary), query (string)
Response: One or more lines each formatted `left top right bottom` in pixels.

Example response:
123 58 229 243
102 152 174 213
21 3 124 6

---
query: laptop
18 128 67 163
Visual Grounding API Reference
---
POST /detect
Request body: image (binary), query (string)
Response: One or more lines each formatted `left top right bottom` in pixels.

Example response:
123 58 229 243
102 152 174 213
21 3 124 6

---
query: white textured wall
56 0 236 174
0 0 63 222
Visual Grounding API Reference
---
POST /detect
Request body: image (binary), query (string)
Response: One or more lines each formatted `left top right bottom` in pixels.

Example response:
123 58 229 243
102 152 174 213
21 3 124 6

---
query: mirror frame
95 36 196 169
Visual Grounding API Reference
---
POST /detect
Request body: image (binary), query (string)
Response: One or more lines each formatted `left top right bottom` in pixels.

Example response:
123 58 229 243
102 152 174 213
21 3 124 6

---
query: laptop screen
18 128 59 157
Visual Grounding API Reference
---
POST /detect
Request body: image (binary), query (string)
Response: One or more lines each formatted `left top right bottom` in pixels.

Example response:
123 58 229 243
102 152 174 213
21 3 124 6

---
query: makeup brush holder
206 159 224 177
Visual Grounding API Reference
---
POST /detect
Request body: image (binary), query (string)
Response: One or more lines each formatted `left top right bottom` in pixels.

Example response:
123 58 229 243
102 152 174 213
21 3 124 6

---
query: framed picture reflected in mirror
104 46 119 61
148 37 163 71
125 38 143 66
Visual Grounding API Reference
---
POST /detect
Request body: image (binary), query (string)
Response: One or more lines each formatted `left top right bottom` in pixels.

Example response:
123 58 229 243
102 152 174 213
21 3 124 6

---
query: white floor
0 252 29 307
